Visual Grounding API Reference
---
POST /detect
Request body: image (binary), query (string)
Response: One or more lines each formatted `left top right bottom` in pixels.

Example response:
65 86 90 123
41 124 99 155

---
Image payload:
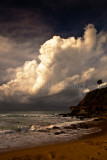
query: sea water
0 111 100 152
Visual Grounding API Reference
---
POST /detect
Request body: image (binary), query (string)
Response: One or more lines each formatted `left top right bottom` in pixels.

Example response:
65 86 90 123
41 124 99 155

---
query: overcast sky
0 0 107 111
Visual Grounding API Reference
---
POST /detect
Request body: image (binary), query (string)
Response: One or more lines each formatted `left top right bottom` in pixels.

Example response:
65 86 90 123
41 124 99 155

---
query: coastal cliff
70 87 107 117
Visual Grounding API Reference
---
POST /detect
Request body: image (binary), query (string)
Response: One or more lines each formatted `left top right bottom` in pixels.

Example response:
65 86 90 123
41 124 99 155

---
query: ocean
0 111 100 152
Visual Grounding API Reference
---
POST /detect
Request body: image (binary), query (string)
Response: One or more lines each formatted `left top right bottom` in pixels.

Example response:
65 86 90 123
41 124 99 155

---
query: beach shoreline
0 116 107 160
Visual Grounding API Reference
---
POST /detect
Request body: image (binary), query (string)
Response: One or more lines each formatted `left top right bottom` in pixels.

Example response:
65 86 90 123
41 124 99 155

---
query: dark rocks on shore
53 126 60 129
59 113 72 117
54 131 65 135
38 129 47 132
64 119 104 130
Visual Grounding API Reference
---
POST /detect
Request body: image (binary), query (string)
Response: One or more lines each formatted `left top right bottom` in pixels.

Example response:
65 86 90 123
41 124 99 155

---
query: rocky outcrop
70 87 107 117
78 87 107 106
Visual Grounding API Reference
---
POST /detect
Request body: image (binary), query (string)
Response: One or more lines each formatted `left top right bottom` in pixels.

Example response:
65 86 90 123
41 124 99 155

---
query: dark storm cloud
0 0 107 40
0 8 53 40
0 87 81 111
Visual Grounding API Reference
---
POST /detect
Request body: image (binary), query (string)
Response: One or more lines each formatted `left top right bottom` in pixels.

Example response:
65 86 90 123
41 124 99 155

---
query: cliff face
78 87 107 106
70 87 107 117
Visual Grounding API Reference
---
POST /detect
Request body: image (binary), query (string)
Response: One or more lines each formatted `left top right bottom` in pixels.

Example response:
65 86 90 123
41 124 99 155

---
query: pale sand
0 117 107 160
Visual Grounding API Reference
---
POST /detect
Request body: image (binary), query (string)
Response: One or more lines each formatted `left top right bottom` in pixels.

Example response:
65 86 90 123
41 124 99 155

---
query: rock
70 87 107 118
16 127 22 132
64 126 72 129
54 131 65 135
59 113 72 117
38 130 47 132
79 116 84 120
55 132 62 135
53 126 60 129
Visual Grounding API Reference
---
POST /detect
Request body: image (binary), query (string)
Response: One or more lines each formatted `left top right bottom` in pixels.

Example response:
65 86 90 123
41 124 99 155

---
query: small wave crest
37 117 97 131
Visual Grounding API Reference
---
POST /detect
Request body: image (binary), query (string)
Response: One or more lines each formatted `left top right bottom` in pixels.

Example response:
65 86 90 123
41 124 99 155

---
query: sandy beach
0 116 107 160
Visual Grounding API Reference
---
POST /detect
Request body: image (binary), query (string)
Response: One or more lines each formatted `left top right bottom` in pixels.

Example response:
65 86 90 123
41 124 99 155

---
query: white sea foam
0 130 14 134
38 117 97 130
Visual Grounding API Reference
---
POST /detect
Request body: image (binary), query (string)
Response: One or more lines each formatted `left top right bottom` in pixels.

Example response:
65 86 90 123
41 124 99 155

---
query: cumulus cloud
0 24 107 107
0 8 53 86
0 60 38 102
0 36 38 84
98 82 107 89
83 89 90 93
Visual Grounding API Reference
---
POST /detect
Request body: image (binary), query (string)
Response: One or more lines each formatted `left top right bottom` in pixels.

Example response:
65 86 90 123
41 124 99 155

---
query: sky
0 0 107 111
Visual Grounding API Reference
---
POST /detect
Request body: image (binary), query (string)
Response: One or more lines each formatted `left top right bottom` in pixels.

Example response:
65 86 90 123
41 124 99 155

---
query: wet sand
0 117 107 160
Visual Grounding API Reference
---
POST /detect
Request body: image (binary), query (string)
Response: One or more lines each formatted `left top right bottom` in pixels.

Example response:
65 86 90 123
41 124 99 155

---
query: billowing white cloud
83 88 90 93
0 36 39 85
98 82 107 89
0 24 107 104
0 60 38 102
